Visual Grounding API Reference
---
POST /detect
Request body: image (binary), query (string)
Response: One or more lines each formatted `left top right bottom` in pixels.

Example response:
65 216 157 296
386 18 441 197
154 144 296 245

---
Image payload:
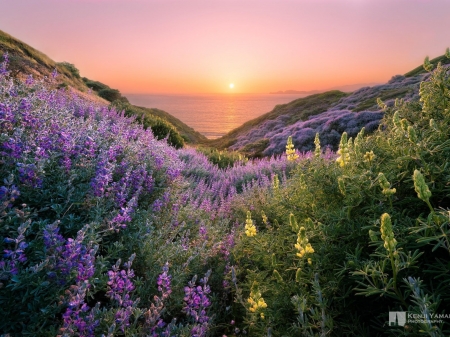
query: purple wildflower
43 222 97 284
183 270 212 337
144 263 172 336
1 221 29 276
106 254 137 331
61 281 100 337
0 52 8 76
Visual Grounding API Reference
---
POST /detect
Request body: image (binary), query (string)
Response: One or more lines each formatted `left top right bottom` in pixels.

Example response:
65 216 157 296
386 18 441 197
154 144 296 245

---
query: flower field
1 52 450 336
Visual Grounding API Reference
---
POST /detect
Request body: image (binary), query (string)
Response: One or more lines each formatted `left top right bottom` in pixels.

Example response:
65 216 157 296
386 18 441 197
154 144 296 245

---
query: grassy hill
207 53 450 157
0 29 207 145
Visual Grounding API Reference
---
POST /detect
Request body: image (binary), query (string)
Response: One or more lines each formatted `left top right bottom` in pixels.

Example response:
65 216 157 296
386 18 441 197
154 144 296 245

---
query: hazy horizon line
122 82 383 96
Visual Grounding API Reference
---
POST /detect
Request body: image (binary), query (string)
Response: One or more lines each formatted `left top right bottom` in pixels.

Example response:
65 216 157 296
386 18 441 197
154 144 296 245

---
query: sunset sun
229 83 234 89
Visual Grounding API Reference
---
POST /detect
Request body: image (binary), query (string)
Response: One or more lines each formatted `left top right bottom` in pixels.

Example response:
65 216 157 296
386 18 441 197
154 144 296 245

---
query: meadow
1 51 450 337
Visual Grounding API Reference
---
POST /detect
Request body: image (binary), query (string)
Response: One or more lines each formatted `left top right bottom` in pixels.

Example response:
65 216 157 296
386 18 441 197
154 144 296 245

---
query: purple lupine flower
43 222 97 284
61 281 99 337
183 270 212 337
1 138 23 159
199 224 208 241
108 194 138 231
152 199 163 212
17 163 42 187
0 52 9 75
0 184 20 212
25 74 34 86
90 159 114 197
106 254 136 332
1 221 29 276
157 262 172 299
144 263 173 336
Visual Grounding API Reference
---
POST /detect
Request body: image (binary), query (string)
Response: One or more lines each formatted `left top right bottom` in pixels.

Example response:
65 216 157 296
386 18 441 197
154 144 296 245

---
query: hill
2 46 450 336
209 53 450 157
0 29 207 145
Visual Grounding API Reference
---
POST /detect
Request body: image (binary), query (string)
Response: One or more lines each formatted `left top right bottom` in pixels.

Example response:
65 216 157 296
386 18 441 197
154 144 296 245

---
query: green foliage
82 78 110 92
240 138 270 158
151 120 185 149
98 88 126 103
112 101 185 148
197 147 247 168
228 58 450 335
56 62 81 78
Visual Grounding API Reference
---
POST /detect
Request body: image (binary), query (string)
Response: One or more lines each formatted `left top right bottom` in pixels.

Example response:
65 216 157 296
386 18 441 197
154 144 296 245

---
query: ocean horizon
125 93 310 139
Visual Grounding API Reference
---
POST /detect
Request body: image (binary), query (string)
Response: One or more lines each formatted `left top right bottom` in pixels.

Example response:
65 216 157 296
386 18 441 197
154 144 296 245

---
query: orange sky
1 0 449 94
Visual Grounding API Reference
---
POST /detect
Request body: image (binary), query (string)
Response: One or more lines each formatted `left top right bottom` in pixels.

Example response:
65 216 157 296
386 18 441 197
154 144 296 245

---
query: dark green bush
56 62 80 78
98 88 121 102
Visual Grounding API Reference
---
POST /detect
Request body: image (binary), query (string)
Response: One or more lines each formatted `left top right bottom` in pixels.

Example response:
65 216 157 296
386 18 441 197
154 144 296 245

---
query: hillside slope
209 53 450 157
0 29 207 145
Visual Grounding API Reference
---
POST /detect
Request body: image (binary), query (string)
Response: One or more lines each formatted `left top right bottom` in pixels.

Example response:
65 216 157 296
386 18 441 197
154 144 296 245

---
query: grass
404 54 450 77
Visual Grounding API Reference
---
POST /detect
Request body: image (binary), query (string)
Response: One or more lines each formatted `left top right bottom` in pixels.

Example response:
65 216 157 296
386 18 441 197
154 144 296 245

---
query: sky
0 0 449 94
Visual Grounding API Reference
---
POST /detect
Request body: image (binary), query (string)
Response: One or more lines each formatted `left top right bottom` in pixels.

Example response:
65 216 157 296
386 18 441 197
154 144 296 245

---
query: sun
229 83 234 89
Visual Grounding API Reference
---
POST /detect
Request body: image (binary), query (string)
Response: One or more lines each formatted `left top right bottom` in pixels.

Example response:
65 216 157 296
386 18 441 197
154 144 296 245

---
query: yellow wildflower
380 213 397 253
336 132 350 167
314 133 321 158
363 151 375 164
378 172 396 196
247 287 267 314
286 136 299 161
413 170 432 202
244 211 257 237
295 226 314 258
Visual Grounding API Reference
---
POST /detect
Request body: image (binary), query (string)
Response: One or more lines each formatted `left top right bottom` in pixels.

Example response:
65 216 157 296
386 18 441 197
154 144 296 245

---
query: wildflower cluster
244 211 257 237
286 136 299 161
295 226 314 258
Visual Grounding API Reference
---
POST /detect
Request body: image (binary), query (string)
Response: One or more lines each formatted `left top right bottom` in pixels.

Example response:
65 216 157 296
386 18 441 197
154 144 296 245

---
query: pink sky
1 0 449 94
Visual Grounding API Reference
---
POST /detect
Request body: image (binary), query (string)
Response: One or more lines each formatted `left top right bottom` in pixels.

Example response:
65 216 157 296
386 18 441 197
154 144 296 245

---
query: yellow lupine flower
244 211 257 237
247 289 267 315
286 136 299 161
380 213 397 254
314 133 321 158
336 132 350 167
295 226 314 258
378 172 396 196
363 151 375 164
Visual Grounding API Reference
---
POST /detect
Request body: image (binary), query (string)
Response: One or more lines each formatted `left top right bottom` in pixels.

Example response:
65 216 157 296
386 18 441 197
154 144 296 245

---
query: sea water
126 93 308 139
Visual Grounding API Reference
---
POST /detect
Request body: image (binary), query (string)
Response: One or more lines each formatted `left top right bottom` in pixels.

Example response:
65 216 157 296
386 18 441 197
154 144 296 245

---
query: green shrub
98 88 122 102
56 61 81 78
197 147 246 168
228 58 450 336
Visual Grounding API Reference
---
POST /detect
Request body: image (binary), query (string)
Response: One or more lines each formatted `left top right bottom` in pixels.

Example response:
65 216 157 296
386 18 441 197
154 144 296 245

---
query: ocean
126 93 308 139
